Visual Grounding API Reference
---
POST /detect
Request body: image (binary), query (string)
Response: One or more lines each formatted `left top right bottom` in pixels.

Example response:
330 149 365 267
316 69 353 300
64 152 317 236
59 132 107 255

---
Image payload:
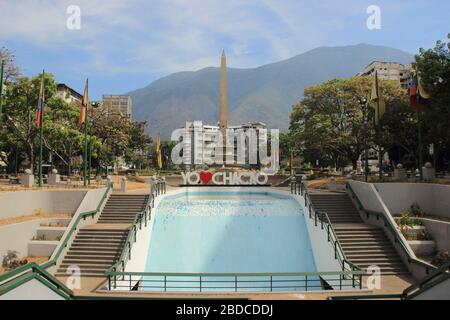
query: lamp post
359 97 369 183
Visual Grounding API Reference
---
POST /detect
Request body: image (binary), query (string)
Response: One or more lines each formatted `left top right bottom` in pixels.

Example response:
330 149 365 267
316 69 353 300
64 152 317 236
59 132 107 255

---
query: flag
36 72 45 128
79 78 89 126
369 71 385 125
410 74 430 112
409 75 420 111
156 135 162 169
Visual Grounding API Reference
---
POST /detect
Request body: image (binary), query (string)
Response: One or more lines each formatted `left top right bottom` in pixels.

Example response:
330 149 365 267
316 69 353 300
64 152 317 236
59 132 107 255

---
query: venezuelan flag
36 71 45 128
410 75 430 112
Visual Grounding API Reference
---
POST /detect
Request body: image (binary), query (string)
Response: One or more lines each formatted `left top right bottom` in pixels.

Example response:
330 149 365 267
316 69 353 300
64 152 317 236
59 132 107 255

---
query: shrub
2 250 28 270
398 212 414 227
431 251 450 267
410 202 424 217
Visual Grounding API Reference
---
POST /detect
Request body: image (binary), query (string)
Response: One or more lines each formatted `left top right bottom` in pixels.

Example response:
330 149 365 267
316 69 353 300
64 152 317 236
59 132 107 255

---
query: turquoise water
142 192 317 291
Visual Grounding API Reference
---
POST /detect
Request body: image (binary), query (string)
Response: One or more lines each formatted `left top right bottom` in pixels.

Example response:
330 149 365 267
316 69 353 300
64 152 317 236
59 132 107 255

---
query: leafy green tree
1 73 57 173
289 76 409 170
414 34 450 169
43 96 86 175
0 47 20 82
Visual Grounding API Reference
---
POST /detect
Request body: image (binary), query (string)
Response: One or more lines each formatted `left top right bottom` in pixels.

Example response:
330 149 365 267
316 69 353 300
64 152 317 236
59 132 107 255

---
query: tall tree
414 34 450 169
289 76 409 170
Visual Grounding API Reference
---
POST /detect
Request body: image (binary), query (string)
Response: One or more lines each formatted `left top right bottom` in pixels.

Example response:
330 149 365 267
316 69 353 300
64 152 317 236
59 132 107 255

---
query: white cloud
0 0 430 78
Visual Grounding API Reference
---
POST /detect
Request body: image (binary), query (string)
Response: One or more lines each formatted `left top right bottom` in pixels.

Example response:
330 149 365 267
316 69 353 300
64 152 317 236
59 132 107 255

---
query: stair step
339 237 388 242
57 268 107 274
62 258 115 264
73 239 125 244
60 263 111 269
55 272 108 278
64 254 117 260
71 244 123 250
69 247 121 253
349 256 402 262
75 235 127 240
78 229 128 234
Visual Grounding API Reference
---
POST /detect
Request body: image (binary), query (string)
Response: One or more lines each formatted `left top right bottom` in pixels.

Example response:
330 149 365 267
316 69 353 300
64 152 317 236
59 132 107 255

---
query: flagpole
0 60 4 125
88 137 92 185
83 100 88 187
38 70 45 187
417 102 423 180
375 71 382 181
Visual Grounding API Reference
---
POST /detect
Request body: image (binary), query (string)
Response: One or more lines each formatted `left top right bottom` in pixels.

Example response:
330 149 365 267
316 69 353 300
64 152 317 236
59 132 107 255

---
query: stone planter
408 240 436 257
28 240 59 257
403 225 427 240
36 227 66 241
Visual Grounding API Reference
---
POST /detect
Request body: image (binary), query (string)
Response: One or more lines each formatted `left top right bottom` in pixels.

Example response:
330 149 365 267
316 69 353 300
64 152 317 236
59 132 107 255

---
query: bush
410 202 425 217
431 251 450 267
398 212 415 227
2 250 28 270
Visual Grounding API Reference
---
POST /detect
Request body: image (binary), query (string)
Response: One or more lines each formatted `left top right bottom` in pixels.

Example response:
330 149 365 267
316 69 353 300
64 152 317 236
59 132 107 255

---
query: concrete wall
0 219 57 258
419 218 450 252
0 188 108 264
347 180 434 279
374 183 450 219
0 190 87 218
0 278 66 300
413 277 450 300
49 187 110 273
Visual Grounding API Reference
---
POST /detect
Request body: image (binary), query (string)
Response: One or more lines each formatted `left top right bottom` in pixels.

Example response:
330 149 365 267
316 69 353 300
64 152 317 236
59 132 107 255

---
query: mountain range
127 44 413 139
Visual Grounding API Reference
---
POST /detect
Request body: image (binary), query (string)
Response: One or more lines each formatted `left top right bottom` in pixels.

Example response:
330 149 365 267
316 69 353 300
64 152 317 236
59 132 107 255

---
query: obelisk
219 50 228 134
219 50 228 165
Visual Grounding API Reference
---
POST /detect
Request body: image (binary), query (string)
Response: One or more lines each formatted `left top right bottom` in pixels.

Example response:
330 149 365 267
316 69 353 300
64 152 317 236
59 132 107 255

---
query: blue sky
1 0 449 100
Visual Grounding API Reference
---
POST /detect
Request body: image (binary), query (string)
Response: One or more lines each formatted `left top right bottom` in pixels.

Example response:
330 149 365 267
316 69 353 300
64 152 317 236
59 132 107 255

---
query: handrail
105 179 365 292
345 182 436 275
105 178 166 279
0 263 73 299
106 270 365 292
328 261 450 300
0 181 113 296
107 270 366 277
403 261 450 299
296 181 363 276
41 180 113 269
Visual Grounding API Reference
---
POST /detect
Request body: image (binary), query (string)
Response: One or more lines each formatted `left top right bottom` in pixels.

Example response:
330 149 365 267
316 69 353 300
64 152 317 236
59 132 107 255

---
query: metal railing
328 261 450 300
345 182 436 276
402 261 450 299
105 178 166 283
0 181 113 297
0 263 73 299
104 178 364 292
106 270 365 292
291 179 363 277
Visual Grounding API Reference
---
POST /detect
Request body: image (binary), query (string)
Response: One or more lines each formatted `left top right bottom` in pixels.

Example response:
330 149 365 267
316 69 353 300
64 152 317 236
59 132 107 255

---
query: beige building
359 61 412 89
56 84 83 105
101 95 132 121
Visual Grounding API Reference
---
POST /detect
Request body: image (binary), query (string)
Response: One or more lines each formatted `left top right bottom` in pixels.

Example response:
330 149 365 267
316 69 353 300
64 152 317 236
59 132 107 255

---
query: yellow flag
417 76 431 99
369 72 385 126
156 135 162 169
79 78 89 126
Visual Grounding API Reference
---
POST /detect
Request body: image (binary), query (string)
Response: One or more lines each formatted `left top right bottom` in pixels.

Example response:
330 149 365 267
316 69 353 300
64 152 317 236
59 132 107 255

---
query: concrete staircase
97 194 149 224
309 192 408 275
55 228 128 277
55 193 149 278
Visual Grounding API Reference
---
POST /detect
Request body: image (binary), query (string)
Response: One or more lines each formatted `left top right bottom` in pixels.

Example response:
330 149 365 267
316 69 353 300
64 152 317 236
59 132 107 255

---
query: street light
359 97 369 183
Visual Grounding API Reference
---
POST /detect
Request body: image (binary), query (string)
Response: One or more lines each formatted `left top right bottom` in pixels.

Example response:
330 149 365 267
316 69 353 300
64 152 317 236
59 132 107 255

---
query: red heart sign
199 171 213 184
